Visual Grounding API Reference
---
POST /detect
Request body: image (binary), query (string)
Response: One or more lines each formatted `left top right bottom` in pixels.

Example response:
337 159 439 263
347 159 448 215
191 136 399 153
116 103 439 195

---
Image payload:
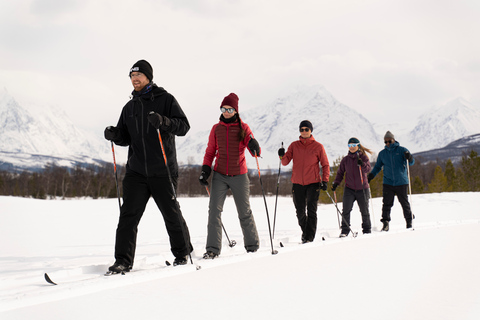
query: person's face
221 106 237 119
130 72 150 91
300 127 311 138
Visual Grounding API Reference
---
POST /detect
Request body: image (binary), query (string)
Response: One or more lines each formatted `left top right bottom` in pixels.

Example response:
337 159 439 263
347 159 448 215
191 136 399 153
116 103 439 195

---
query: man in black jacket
104 60 192 273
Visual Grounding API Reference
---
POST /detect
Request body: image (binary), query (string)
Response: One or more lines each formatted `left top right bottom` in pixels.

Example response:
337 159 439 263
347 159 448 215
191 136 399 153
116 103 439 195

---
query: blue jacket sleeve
370 151 384 177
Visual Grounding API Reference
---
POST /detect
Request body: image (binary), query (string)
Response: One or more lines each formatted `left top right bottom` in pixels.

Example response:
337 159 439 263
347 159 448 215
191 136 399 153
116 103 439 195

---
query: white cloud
0 0 479 135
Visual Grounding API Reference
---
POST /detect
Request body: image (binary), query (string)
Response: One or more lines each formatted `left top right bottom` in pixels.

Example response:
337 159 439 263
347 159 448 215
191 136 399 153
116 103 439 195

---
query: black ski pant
114 171 193 267
292 182 320 242
341 187 371 235
381 184 413 223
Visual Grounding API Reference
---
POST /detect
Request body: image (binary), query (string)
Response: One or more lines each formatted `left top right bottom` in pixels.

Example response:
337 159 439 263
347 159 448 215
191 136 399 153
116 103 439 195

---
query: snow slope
405 97 480 152
1 193 479 319
0 87 114 171
176 85 382 167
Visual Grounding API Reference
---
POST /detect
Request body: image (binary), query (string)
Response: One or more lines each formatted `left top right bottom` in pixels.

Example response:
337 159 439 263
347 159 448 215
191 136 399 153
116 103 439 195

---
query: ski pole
325 191 358 237
333 191 341 229
110 141 122 212
357 153 373 229
272 142 283 239
368 188 376 229
204 186 237 248
253 149 278 255
407 160 414 230
155 126 195 267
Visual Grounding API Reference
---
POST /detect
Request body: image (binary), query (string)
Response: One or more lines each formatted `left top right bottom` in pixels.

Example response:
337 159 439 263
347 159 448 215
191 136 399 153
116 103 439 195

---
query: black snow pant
114 171 193 267
341 187 371 235
381 184 413 223
292 183 320 242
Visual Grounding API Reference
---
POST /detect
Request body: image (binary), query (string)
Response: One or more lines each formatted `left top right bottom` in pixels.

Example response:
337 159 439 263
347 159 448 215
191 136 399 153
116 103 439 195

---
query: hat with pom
384 131 395 140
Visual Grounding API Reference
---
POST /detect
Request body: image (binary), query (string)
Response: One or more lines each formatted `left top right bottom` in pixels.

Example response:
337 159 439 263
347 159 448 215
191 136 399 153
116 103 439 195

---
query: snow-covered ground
1 192 479 320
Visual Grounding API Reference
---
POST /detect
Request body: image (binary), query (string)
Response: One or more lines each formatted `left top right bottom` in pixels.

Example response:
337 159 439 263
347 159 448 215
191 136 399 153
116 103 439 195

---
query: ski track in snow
1 193 480 319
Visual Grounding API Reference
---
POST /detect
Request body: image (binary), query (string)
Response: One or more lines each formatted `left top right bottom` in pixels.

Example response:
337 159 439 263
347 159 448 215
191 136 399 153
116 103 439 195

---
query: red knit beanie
220 93 239 112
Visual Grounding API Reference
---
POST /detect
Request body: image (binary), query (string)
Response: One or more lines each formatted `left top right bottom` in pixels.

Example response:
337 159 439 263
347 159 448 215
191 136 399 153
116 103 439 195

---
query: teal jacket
370 141 414 186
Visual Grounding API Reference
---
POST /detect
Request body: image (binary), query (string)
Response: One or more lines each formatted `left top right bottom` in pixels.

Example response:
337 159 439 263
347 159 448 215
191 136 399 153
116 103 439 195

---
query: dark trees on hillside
1 150 479 199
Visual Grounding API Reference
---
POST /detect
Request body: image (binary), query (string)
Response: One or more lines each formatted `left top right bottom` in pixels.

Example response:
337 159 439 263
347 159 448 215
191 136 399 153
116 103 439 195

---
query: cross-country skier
332 137 373 237
104 60 193 273
278 120 330 243
368 131 415 231
199 93 260 259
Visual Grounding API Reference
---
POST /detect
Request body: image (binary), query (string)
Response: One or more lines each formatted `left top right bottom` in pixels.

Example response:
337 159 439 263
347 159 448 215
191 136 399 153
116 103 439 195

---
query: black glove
199 165 212 186
357 157 363 166
278 147 285 158
248 138 261 156
404 151 413 162
331 182 339 191
147 111 171 129
320 181 328 191
104 126 120 141
367 173 374 183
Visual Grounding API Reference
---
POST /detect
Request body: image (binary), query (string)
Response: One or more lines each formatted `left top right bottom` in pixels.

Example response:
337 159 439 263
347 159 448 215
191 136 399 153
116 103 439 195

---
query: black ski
44 273 57 285
104 270 126 276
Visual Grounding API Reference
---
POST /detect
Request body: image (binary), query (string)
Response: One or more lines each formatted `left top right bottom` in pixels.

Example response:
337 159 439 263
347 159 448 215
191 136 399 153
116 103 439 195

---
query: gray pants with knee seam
206 172 259 254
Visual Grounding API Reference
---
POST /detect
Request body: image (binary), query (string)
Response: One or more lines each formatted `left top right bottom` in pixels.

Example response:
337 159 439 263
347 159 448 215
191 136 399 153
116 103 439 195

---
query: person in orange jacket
278 120 330 243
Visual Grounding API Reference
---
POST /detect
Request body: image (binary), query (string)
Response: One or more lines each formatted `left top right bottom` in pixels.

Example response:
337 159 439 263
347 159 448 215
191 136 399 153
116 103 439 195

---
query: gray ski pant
206 172 259 254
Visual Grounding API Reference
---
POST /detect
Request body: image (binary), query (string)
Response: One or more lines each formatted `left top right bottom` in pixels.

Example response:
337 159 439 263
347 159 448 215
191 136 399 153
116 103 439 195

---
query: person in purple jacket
332 137 373 237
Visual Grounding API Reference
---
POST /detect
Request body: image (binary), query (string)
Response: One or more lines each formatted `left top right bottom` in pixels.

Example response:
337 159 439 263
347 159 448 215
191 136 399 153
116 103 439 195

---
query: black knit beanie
348 137 360 144
299 120 313 132
129 60 153 81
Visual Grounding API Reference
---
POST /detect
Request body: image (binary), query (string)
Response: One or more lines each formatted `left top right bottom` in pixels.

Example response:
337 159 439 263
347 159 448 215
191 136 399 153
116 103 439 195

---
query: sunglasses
300 128 310 132
348 143 359 148
220 107 235 114
384 140 394 144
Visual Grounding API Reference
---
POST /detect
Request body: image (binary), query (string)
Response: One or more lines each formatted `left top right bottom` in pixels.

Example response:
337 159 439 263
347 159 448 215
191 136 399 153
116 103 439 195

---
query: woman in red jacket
278 120 330 243
198 93 260 259
332 137 372 236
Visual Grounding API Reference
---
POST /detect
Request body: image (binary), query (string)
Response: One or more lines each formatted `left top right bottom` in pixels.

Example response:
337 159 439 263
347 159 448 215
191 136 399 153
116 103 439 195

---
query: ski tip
279 242 284 247
322 237 326 241
165 260 171 266
44 273 57 285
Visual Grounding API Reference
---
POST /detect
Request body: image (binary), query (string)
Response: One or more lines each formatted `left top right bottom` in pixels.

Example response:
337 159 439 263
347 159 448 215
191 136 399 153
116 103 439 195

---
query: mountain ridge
1 86 479 172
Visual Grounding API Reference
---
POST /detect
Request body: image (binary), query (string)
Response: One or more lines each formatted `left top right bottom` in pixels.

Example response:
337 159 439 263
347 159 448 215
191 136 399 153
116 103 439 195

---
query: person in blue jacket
368 131 415 231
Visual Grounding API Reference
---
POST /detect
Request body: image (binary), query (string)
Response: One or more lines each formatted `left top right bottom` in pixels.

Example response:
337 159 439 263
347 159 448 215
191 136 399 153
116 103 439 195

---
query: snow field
1 193 479 319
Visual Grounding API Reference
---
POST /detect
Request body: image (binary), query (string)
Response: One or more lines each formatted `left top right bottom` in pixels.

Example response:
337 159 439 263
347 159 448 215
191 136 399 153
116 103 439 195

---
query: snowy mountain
3 85 479 173
0 88 111 171
413 133 480 164
176 85 382 168
405 97 480 152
